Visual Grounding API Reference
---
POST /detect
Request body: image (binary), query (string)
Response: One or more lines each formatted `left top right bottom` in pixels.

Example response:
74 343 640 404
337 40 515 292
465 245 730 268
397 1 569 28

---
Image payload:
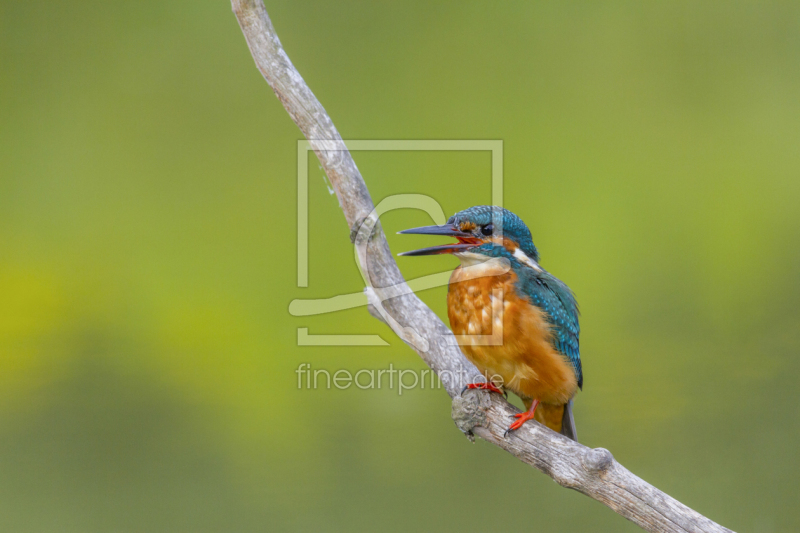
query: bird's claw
503 408 539 438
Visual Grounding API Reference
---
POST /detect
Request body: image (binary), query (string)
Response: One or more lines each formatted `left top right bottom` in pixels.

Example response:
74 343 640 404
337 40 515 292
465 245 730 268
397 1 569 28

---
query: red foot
461 382 504 396
505 399 540 437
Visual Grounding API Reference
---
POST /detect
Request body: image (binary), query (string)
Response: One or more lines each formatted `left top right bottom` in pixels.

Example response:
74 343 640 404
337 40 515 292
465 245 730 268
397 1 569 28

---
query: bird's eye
480 224 493 236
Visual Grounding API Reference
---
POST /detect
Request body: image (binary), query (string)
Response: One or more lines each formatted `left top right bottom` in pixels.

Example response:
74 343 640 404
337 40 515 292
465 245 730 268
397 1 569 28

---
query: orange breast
447 265 577 406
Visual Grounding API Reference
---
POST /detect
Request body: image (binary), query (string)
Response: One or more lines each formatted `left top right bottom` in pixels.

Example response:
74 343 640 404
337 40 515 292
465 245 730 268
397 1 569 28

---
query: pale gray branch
230 2 734 532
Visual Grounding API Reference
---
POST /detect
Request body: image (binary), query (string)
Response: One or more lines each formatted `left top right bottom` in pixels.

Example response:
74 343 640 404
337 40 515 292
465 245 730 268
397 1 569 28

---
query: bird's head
398 205 540 265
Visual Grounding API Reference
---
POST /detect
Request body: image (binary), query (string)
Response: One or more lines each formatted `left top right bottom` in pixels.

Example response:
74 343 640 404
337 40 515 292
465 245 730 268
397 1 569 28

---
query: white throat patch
452 252 511 280
453 251 488 267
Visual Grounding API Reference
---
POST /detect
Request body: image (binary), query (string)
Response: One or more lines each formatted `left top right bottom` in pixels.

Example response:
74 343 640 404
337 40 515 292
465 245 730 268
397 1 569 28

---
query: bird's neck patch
494 237 543 272
512 247 542 272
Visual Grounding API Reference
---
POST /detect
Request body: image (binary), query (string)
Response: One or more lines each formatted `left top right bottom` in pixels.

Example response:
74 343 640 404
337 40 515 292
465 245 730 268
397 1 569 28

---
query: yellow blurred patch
0 265 69 409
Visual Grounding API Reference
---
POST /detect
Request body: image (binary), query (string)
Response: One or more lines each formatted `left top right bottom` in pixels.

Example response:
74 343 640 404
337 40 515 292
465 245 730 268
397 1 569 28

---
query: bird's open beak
397 224 482 256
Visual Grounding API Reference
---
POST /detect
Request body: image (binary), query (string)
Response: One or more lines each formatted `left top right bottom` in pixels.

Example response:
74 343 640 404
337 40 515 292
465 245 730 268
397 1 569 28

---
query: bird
398 205 581 440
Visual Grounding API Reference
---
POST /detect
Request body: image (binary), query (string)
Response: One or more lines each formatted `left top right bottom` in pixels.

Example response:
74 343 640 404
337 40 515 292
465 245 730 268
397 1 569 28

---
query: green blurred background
1 1 799 531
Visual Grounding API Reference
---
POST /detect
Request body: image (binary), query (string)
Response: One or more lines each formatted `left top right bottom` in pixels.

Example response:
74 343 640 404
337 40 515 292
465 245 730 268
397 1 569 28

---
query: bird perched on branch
399 206 581 440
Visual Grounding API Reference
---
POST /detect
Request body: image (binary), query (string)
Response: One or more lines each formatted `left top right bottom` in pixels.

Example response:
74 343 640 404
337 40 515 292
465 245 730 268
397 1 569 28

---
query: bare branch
230 2 734 532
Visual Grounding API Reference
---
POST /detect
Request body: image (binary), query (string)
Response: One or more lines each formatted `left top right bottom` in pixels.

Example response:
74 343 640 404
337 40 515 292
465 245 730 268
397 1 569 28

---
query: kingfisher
399 206 581 440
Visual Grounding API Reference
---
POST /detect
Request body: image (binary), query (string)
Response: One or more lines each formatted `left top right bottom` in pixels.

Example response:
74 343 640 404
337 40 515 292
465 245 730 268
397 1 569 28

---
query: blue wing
516 270 583 389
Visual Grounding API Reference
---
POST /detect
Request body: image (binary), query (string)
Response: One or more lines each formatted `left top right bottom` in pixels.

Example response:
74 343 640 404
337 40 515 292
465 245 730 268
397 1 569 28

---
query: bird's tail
560 399 578 442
